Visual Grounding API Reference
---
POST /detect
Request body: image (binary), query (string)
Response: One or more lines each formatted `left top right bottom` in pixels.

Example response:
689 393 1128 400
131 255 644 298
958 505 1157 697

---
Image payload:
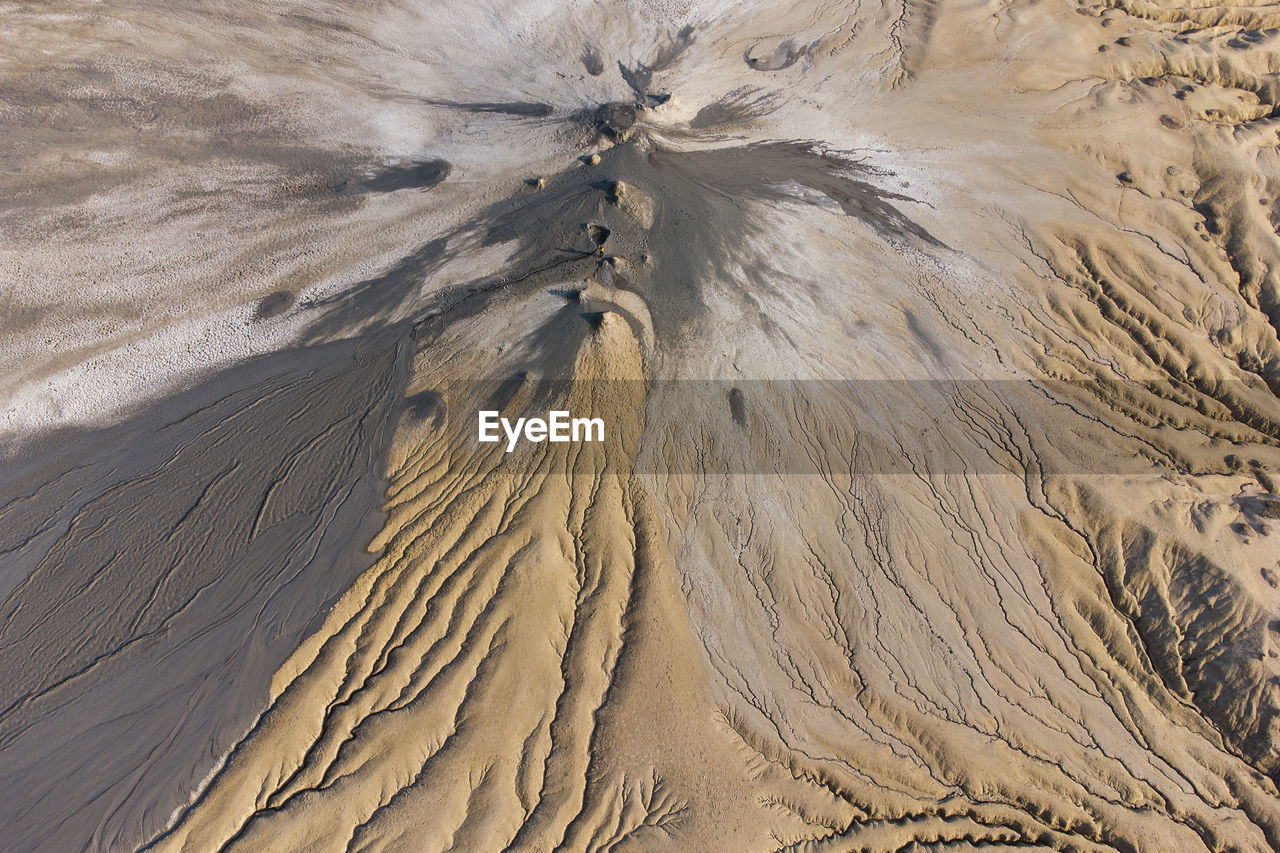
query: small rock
606 180 654 229
585 222 610 248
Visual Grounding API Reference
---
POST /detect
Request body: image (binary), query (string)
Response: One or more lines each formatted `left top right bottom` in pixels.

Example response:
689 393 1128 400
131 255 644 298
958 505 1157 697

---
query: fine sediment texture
0 337 407 852
3 0 1280 851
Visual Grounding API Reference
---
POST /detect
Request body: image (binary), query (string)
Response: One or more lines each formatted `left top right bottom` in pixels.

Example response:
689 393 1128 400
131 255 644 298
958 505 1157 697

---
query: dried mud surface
3 0 1280 851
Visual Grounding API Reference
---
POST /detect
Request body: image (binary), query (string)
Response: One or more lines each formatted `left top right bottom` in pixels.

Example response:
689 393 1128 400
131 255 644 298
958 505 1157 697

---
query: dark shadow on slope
299 237 449 343
0 333 410 852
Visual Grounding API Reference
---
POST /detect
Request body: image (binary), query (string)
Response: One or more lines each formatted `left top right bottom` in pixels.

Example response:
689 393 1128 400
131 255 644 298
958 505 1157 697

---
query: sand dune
3 0 1280 850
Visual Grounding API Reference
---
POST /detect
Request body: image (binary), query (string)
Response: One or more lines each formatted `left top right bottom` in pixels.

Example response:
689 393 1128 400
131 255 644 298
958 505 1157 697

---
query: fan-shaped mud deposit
3 0 1280 851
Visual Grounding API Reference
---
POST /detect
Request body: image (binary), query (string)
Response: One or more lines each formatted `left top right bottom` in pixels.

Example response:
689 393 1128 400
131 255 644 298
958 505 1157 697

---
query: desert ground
3 0 1280 850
